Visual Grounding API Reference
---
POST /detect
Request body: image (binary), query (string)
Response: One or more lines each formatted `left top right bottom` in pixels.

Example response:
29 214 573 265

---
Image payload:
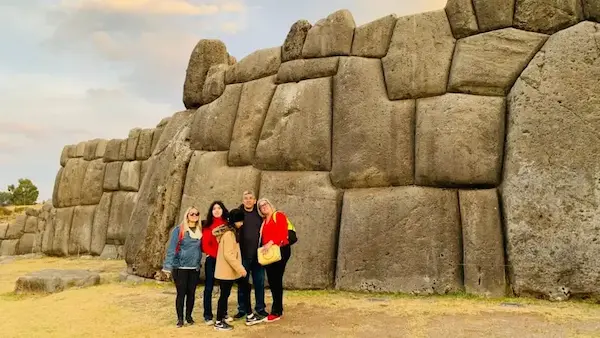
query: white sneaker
224 316 234 323
204 318 214 325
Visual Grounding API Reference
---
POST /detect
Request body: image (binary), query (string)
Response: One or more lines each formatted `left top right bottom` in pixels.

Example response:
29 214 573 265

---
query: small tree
9 179 39 205
0 191 11 206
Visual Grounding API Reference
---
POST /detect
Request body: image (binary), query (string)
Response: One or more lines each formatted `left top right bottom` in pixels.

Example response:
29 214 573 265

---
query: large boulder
331 57 414 189
41 208 56 254
60 145 75 166
0 240 19 256
448 28 548 96
74 141 86 157
472 0 515 31
382 10 455 100
125 128 141 161
254 77 332 171
103 161 122 191
52 168 63 207
259 171 342 289
83 139 100 161
153 110 194 155
24 216 37 233
190 84 243 151
52 207 75 256
225 47 281 84
183 39 229 109
202 64 228 104
57 158 89 207
445 0 479 38
514 0 583 34
281 20 312 62
351 14 397 57
107 191 137 245
228 76 277 166
95 139 107 159
336 186 463 294
135 129 154 160
302 10 355 58
0 223 8 239
15 269 100 294
5 215 26 239
583 0 600 21
103 139 123 162
119 161 141 192
276 57 339 84
415 94 505 187
16 234 35 255
68 205 96 255
90 193 111 256
502 22 600 300
80 159 105 205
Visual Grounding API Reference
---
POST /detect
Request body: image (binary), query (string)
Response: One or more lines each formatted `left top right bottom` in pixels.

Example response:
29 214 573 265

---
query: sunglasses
188 212 199 216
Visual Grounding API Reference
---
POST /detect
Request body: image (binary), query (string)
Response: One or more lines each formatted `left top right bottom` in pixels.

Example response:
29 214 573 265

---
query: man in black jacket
234 190 268 320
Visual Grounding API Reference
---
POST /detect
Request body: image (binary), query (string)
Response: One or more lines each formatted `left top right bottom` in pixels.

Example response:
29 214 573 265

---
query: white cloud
60 0 221 16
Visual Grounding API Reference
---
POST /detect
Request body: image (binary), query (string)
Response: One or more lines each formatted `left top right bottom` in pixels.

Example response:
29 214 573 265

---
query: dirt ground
0 257 599 338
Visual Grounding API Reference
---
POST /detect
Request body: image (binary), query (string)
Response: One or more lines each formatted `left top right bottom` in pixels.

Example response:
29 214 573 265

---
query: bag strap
175 225 185 254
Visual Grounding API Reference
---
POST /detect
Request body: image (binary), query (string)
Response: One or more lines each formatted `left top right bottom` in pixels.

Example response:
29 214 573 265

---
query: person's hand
261 242 273 254
241 269 248 277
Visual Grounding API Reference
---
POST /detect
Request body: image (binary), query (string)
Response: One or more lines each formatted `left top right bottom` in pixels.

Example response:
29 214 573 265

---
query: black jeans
264 245 291 316
173 268 200 321
217 277 251 321
237 255 266 315
203 256 217 320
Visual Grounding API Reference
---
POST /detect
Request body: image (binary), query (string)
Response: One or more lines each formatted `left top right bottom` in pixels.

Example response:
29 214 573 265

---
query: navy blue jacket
163 225 202 271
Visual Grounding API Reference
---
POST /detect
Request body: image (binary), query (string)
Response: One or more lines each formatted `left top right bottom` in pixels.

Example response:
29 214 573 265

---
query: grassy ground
0 204 42 223
0 257 599 337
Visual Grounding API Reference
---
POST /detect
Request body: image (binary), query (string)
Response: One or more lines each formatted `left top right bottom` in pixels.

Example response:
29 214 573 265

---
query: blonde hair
180 206 200 233
256 198 275 218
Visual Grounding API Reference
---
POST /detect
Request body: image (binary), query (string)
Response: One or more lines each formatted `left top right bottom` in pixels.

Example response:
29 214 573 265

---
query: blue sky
0 0 447 201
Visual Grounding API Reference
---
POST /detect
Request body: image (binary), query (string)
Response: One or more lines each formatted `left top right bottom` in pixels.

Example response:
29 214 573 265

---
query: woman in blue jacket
163 206 203 327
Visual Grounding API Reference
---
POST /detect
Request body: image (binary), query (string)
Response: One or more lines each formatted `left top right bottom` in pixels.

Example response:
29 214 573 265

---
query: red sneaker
266 314 281 322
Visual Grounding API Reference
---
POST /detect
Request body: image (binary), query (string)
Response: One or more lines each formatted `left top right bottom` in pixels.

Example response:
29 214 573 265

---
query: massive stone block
74 142 85 157
502 22 600 300
254 77 332 171
302 10 355 58
225 47 281 84
83 139 100 161
228 76 277 166
91 193 111 256
69 205 96 255
472 0 515 31
190 84 242 151
180 151 260 221
351 14 397 57
415 94 505 187
81 159 105 205
448 28 548 96
17 233 35 255
125 128 141 161
514 0 583 34
383 10 455 100
336 187 462 294
0 223 8 239
331 57 414 189
95 139 107 159
276 57 339 84
260 171 342 289
0 240 18 256
103 161 122 191
107 191 137 245
125 111 194 277
583 0 600 21
52 207 74 256
57 158 89 207
60 145 75 166
445 0 479 38
5 215 26 239
103 139 123 162
281 20 312 62
52 168 63 208
183 39 229 109
135 129 154 160
202 64 228 104
459 189 506 297
24 216 37 233
119 161 141 192
41 208 56 254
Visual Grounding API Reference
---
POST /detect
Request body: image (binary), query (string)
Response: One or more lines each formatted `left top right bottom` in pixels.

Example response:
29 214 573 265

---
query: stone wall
5 2 600 300
0 203 52 256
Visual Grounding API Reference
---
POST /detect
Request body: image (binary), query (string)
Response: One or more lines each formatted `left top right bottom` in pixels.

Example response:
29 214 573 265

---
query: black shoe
233 312 246 319
214 320 233 331
257 310 269 317
186 317 195 325
177 320 184 328
245 313 266 326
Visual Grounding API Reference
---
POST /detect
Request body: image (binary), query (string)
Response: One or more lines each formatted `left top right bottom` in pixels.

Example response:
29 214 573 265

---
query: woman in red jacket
257 198 291 323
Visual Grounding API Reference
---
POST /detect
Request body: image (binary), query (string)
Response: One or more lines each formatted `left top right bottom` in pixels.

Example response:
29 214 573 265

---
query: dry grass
0 204 42 223
0 257 599 338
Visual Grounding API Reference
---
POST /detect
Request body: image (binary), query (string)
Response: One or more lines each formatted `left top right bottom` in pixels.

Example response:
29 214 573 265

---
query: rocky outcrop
15 269 100 294
282 20 312 62
302 10 355 58
183 39 229 109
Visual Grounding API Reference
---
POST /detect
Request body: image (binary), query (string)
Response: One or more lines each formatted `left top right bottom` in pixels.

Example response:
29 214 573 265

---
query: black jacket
238 203 263 260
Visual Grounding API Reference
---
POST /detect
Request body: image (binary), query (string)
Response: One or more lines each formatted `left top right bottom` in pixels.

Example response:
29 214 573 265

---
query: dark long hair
204 200 229 228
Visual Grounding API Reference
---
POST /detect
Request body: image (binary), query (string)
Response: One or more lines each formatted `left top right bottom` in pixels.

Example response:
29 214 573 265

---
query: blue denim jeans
203 256 216 320
237 255 266 315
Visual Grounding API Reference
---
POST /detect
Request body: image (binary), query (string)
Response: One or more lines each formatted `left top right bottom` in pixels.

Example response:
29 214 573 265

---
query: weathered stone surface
351 14 397 57
260 171 341 289
228 54 236 65
302 10 355 58
119 161 141 192
254 77 332 171
460 189 506 297
125 128 141 161
103 139 123 162
101 245 123 259
0 223 8 239
153 111 194 156
103 161 122 191
0 239 18 256
183 39 229 109
83 139 99 161
68 205 95 255
415 94 505 187
225 47 281 84
276 57 339 83
57 158 89 207
282 20 312 62
503 22 600 300
118 139 127 161
52 168 63 208
180 151 260 221
107 192 137 245
448 28 548 96
190 84 242 151
472 0 515 31
125 111 194 277
25 208 39 217
52 207 74 256
331 57 414 189
336 187 462 294
24 216 37 233
81 159 105 205
5 214 26 239
135 129 154 160
91 193 111 256
33 232 43 253
151 126 164 154
202 64 228 104
140 159 151 184
74 142 86 157
95 139 107 159
228 76 277 166
514 0 583 34
583 0 600 21
445 0 479 38
60 145 75 166
41 209 56 254
17 233 35 255
383 10 455 100
14 269 100 294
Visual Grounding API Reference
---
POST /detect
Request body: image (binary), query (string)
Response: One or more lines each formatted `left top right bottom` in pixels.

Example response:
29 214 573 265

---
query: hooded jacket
213 224 246 280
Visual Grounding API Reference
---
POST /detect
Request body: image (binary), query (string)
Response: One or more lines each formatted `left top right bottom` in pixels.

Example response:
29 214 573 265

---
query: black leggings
217 277 251 321
173 269 200 320
264 245 291 316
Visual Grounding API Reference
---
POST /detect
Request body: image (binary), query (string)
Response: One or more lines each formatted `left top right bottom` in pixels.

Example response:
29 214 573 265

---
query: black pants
173 268 200 321
217 277 251 321
264 245 291 316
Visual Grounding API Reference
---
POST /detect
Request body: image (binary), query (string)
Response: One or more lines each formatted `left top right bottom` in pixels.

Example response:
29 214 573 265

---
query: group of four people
162 190 293 331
